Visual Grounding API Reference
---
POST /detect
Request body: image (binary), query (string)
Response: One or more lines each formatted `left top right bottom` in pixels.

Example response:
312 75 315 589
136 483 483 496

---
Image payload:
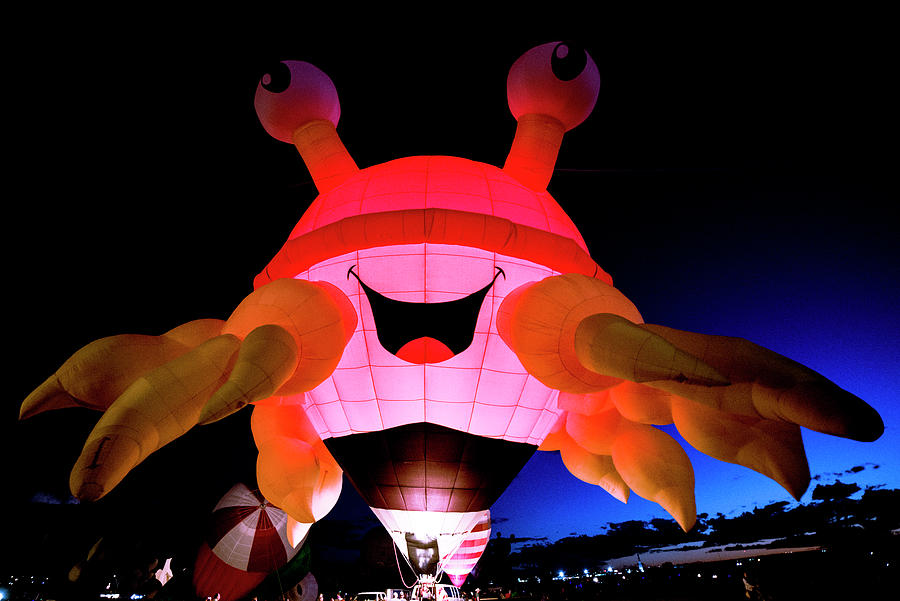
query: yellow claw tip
18 402 37 421
203 411 230 426
20 377 73 419
196 406 221 425
786 486 807 502
773 380 885 442
758 459 810 502
654 487 697 532
673 511 697 533
72 481 105 503
604 484 629 504
286 516 312 548
20 398 57 420
841 401 884 442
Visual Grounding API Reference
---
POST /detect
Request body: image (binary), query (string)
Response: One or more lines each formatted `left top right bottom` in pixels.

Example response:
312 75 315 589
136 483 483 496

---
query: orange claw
641 324 884 442
252 401 342 524
199 278 357 424
670 396 811 499
500 271 881 532
561 402 696 529
608 381 674 425
197 324 300 425
222 279 358 392
23 278 357 503
575 313 729 387
20 319 225 420
497 274 727 393
558 435 630 503
70 333 242 501
611 425 697 532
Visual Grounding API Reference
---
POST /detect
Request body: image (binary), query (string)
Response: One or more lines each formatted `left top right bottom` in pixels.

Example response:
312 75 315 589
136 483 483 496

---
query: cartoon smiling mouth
348 266 505 364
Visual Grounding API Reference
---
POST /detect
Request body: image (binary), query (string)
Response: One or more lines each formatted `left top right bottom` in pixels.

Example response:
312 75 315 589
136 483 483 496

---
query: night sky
4 8 897 572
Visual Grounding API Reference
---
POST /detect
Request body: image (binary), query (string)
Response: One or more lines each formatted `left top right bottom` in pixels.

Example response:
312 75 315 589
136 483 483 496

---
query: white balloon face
293 243 563 445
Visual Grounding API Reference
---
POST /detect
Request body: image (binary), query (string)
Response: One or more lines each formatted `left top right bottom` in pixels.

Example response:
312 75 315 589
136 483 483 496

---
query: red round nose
395 337 456 364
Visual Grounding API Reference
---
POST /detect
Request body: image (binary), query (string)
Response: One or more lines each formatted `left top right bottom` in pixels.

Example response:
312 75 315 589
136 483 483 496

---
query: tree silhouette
811 480 861 501
501 486 900 577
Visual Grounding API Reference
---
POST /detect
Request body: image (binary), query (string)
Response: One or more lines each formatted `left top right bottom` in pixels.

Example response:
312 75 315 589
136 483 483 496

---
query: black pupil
261 62 291 93
551 41 587 81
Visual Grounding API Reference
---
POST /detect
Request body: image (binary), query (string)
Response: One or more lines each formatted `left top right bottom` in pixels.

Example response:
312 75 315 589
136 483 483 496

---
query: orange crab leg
21 278 357 502
20 318 226 419
670 396 811 499
71 333 242 500
575 313 728 387
640 324 884 442
496 274 728 393
558 435 630 504
610 425 697 531
251 400 343 526
540 412 632 505
502 272 883 527
197 324 300 424
608 380 674 425
564 403 695 529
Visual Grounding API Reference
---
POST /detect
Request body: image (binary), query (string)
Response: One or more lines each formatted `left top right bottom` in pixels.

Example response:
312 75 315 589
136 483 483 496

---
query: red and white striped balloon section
442 510 491 586
193 483 304 601
209 483 301 570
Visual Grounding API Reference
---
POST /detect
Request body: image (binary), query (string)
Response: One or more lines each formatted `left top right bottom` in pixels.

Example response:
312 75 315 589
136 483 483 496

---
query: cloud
512 536 548 544
812 463 880 481
30 492 80 505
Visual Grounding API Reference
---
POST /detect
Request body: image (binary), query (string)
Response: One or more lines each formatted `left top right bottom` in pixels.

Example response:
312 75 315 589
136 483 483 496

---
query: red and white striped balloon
194 483 308 601
208 483 302 572
442 510 491 586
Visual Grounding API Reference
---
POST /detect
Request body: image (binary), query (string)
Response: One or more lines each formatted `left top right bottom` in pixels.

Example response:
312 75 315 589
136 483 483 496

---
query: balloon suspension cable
392 538 419 589
272 556 286 599
262 499 287 599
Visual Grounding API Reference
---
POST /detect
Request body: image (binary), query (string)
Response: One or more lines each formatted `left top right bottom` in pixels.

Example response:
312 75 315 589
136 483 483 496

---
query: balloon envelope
193 483 306 601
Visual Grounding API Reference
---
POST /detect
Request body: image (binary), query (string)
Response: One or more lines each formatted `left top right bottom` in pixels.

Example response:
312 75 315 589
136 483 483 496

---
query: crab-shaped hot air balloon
21 41 883 583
